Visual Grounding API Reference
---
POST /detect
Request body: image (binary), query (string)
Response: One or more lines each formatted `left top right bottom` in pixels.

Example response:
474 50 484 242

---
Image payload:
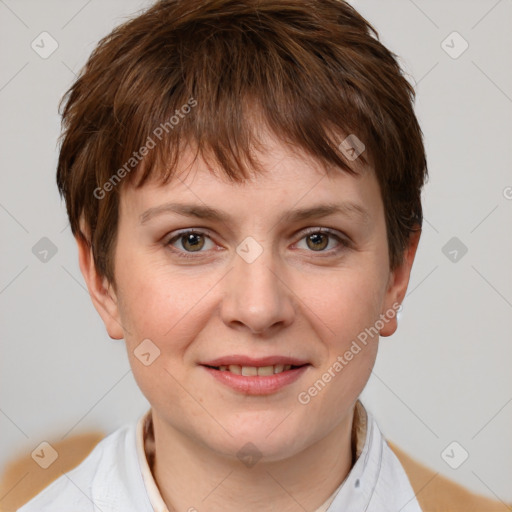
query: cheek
115 268 201 410
115 261 218 373
302 267 383 389
307 267 385 337
115 256 185 335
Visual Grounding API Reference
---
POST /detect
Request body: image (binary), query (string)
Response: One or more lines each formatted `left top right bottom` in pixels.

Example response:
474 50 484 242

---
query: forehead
119 135 381 225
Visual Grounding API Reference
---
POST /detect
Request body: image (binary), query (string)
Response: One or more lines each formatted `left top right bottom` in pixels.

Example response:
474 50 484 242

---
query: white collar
323 405 423 511
136 408 169 512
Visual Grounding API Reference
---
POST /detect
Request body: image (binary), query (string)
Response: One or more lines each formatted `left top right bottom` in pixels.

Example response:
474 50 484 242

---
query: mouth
199 357 312 395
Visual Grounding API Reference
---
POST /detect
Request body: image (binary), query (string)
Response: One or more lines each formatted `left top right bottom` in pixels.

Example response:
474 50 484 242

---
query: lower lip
201 365 310 395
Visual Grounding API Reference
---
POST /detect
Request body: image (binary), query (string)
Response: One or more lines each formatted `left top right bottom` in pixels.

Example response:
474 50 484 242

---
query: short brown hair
57 0 428 285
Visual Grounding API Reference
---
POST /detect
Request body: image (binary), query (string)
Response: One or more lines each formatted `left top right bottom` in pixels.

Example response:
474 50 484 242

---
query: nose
220 245 296 335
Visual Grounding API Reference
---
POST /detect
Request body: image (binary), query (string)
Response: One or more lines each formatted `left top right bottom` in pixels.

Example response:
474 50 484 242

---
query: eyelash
165 227 351 260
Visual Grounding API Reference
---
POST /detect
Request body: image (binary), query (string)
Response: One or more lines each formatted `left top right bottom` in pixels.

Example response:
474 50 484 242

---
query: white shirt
17 401 423 511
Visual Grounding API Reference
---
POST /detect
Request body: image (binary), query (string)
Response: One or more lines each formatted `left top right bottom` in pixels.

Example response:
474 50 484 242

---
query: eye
166 230 216 258
295 228 350 254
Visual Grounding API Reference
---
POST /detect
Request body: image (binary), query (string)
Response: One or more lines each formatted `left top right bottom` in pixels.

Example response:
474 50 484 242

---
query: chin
210 415 311 463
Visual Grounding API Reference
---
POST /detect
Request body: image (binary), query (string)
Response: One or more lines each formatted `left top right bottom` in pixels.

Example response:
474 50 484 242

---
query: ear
76 231 124 340
379 228 421 337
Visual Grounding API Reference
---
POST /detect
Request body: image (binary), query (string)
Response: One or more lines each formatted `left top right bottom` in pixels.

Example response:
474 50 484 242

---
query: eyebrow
139 201 370 225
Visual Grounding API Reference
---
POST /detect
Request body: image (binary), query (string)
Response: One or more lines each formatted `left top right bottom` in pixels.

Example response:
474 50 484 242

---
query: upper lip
200 355 310 367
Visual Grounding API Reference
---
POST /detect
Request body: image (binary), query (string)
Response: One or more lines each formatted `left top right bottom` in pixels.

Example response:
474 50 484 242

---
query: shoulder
387 441 510 512
13 424 133 512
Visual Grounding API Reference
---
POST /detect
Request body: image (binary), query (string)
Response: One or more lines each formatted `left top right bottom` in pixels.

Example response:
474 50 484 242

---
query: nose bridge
220 237 295 334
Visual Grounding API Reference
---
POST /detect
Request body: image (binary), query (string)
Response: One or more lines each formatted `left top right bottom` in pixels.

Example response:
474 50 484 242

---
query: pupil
308 233 327 251
184 233 204 251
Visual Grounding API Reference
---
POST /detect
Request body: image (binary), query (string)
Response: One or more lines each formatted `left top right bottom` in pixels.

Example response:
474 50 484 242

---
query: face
82 133 418 462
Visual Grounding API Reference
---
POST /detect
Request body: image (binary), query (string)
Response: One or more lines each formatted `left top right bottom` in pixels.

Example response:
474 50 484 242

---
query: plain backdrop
1 0 511 504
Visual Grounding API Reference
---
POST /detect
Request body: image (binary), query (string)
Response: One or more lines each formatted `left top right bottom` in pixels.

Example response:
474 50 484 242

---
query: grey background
1 0 511 505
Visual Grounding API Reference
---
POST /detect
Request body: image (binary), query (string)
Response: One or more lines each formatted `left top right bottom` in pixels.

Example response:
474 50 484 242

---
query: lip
200 355 310 367
200 364 311 395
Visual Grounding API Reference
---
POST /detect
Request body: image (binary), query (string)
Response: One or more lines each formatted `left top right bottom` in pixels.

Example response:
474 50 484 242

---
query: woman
15 0 509 510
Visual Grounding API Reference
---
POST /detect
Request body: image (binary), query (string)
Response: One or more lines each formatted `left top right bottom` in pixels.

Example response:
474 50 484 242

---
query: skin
78 131 420 512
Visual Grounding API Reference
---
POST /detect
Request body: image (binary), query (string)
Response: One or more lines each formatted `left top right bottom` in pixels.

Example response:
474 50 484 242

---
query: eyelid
299 226 349 240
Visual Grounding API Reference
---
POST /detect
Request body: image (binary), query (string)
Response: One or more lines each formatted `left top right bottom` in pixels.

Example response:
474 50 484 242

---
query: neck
150 406 356 512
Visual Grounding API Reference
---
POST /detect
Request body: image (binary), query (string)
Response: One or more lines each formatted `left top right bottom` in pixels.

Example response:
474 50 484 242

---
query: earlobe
379 228 421 337
76 234 125 341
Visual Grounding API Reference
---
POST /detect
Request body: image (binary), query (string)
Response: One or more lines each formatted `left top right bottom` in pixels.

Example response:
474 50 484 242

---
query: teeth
216 364 297 375
241 366 258 376
257 365 274 376
228 364 242 374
